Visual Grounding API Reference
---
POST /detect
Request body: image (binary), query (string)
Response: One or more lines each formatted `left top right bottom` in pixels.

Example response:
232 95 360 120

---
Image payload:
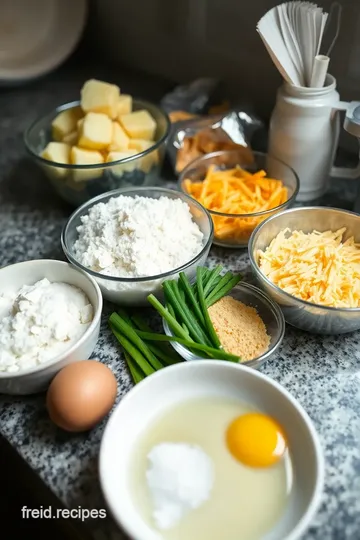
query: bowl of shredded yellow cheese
179 150 299 248
249 206 360 334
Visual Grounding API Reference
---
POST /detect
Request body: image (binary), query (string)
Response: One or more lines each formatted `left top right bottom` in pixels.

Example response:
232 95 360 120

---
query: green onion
206 274 243 307
135 330 240 362
124 351 144 384
196 267 222 349
147 294 193 342
146 343 180 365
110 325 155 376
110 267 243 385
131 315 180 365
110 313 163 371
179 272 206 327
203 265 223 297
116 308 133 325
164 281 212 346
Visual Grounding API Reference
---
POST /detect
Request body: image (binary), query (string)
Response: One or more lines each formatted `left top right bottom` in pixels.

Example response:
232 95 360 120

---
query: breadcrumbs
208 296 270 361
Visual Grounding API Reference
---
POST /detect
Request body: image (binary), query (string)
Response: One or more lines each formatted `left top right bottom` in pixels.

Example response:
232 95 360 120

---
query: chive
110 325 155 376
163 281 211 345
117 308 133 325
200 268 212 289
110 313 164 371
179 287 186 302
131 315 180 364
130 315 152 333
203 265 223 297
167 302 176 319
193 267 210 297
179 272 206 327
204 271 234 306
124 351 144 384
146 343 180 365
206 274 243 307
166 302 189 337
182 323 190 335
196 267 222 348
148 294 193 342
168 302 191 337
169 280 211 344
135 330 240 362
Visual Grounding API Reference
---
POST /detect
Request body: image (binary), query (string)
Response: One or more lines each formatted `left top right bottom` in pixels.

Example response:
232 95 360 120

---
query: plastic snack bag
161 79 266 174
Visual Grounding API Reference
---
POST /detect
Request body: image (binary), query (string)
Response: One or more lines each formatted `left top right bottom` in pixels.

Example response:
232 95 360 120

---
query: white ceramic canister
268 74 360 201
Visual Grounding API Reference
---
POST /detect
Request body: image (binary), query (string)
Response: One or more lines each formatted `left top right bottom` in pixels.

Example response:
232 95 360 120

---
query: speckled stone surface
1 63 360 540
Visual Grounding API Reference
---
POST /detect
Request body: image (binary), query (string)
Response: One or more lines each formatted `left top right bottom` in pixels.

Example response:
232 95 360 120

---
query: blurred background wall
86 0 360 115
82 0 360 153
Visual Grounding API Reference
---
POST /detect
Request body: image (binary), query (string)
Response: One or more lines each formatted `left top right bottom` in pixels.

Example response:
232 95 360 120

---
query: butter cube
80 79 120 119
107 150 138 176
41 142 71 178
71 146 104 182
109 122 129 151
128 138 151 152
119 110 156 140
78 112 112 150
129 139 158 172
62 130 78 145
116 94 132 117
51 106 83 141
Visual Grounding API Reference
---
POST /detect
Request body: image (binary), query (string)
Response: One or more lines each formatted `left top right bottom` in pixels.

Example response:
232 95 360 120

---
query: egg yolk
226 413 287 468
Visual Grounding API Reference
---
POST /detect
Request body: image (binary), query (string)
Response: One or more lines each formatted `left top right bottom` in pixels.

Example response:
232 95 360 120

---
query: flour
0 278 93 373
72 195 204 278
146 442 214 530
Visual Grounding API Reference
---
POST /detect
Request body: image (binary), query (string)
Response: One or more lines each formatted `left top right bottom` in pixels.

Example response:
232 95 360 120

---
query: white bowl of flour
0 259 102 395
61 187 214 306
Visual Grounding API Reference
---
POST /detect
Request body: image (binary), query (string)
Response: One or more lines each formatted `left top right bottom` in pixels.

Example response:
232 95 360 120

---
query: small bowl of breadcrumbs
163 282 285 369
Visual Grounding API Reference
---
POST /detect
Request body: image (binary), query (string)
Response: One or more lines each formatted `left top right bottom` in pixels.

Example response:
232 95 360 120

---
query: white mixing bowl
99 361 324 540
0 259 102 395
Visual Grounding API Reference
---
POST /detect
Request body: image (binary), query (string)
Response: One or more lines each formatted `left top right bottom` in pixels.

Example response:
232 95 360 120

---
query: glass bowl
163 282 285 369
61 186 214 306
24 99 170 207
179 150 299 248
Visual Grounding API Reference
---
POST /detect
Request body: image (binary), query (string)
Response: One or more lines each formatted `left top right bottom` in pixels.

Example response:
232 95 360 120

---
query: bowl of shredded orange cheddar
179 150 299 248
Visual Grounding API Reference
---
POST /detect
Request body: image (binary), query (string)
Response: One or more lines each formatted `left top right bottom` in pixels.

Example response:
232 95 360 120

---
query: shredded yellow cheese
258 227 360 308
184 165 288 242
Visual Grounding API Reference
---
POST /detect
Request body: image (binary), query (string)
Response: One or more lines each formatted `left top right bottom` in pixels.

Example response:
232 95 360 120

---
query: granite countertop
1 62 360 540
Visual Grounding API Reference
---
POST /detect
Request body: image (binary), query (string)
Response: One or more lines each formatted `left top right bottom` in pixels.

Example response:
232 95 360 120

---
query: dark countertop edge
1 433 93 540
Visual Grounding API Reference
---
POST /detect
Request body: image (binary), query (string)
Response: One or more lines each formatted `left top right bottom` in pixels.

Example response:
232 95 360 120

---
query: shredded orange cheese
184 165 288 242
258 227 360 308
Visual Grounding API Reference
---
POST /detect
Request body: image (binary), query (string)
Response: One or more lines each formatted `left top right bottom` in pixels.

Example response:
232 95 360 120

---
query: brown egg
46 360 117 432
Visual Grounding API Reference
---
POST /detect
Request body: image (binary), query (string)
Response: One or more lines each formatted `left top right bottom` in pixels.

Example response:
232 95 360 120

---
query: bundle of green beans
109 266 242 384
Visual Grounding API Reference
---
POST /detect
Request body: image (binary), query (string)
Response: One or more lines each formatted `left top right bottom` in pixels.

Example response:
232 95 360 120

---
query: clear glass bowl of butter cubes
24 79 171 207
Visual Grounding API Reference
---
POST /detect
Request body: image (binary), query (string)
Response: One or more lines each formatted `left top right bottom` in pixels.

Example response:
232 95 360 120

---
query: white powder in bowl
72 195 204 279
146 442 214 530
0 278 93 373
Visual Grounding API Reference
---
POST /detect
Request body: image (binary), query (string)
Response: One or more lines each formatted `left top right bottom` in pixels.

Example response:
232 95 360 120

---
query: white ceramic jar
268 74 353 201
